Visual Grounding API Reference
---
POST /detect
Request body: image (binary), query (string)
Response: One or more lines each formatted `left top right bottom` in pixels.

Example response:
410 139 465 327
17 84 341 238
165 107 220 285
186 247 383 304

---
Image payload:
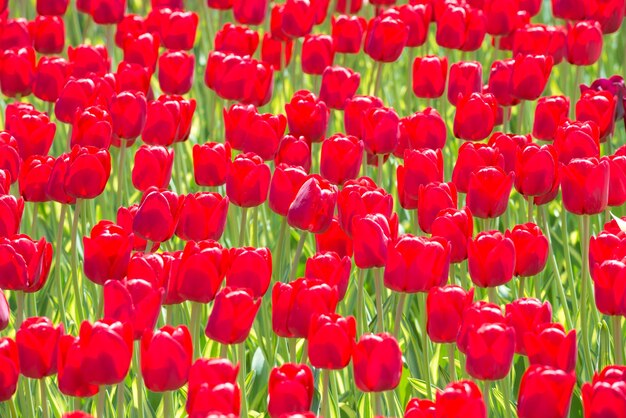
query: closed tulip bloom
505 298 551 354
79 320 133 386
466 166 513 219
301 35 334 75
398 108 447 154
232 0 268 25
576 90 616 140
483 0 519 35
412 56 447 99
0 18 31 50
104 278 164 340
57 335 99 397
89 0 126 24
83 221 132 285
305 251 350 300
275 135 311 172
489 132 532 175
0 338 19 401
33 57 72 103
0 47 35 98
123 33 159 72
64 146 111 199
68 44 110 77
158 50 195 95
6 108 55 160
554 120 600 164
487 59 518 107
336 0 362 13
160 11 198 50
174 240 229 303
560 157 609 215
315 218 353 258
567 21 603 66
226 247 272 298
320 134 363 185
591 259 626 316
285 90 329 144
131 146 174 192
205 287 261 344
352 213 396 269
308 313 356 369
524 323 577 373
193 142 231 187
448 61 482 106
215 23 259 56
0 133 20 184
436 5 485 49
239 112 286 161
141 98 182 147
261 33 293 70
226 153 271 208
394 4 430 47
513 24 567 65
133 188 184 243
332 15 366 54
518 366 576 418
427 285 474 343
16 317 63 379
281 0 315 38
110 91 147 140
0 235 52 293
607 155 626 207
431 207 473 263
453 93 498 141
287 175 337 233
269 164 308 217
141 325 192 391
468 231 515 288
186 358 240 415
37 0 69 15
19 155 55 202
362 106 400 156
418 182 457 234
384 235 451 293
29 15 65 54
337 177 394 236
457 300 505 354
344 95 384 139
70 106 113 150
589 231 626 278
465 322 515 380
364 14 408 63
511 54 553 101
582 365 626 418
319 66 360 110
223 103 256 150
115 14 145 47
506 223 549 277
551 0 585 20
268 364 314 418
515 144 559 197
436 380 486 418
0 195 22 238
353 333 402 392
404 398 436 418
176 193 229 242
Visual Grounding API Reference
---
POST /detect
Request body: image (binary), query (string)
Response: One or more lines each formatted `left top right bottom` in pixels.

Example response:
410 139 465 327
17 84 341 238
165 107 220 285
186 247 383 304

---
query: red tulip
0 132 20 184
141 325 192 391
226 153 271 208
319 66 360 110
320 134 363 185
104 278 164 340
560 157 609 215
186 358 240 416
70 105 112 149
514 144 559 198
269 164 308 217
517 365 576 418
332 15 366 54
352 213 396 269
6 106 55 159
83 220 132 285
272 278 338 338
287 175 337 233
448 61 482 106
466 322 515 380
275 135 311 172
133 188 184 243
19 155 55 202
361 106 400 156
404 398 436 418
110 91 147 141
57 335 99 397
505 297 552 354
205 287 261 344
308 313 356 369
344 95 384 138
353 333 402 392
468 230 516 288
261 33 293 70
566 20 603 66
282 0 315 38
417 182 457 234
33 57 72 103
268 363 314 418
173 240 228 303
466 166 513 219
159 10 198 50
176 193 229 242
551 0 585 20
436 5 486 52
393 4 430 47
115 14 145 47
132 146 174 192
142 96 197 147
506 223 549 277
397 148 444 209
79 320 133 386
582 365 626 418
453 93 498 141
193 142 231 187
215 23 259 56
302 35 334 75
427 285 474 343
513 24 567 65
337 177 393 236
576 90 616 140
240 111 286 161
16 317 63 379
591 259 626 316
315 218 353 259
89 0 126 24
0 235 52 293
431 207 473 263
483 0 519 35
0 338 19 401
63 145 111 200
487 59 519 107
364 14 408 62
0 47 35 98
397 108 447 155
37 0 69 15
435 380 486 418
122 33 159 72
305 251 350 301
226 247 272 298
68 44 110 77
511 54 553 101
488 132 531 175
584 0 625 34
412 56 447 99
0 195 22 238
29 16 65 54
554 120 600 165
524 323 577 373
158 50 195 95
384 234 451 293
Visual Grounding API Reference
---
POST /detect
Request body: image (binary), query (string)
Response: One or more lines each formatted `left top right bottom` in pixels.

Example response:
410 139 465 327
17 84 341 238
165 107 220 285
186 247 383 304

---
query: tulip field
0 0 626 417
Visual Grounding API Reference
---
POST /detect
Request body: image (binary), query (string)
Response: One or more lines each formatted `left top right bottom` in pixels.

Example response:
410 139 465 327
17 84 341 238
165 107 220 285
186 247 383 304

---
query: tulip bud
268 363 314 418
518 365 576 418
560 157 609 215
353 333 402 392
468 231 516 288
141 325 192 391
308 313 356 369
205 287 261 344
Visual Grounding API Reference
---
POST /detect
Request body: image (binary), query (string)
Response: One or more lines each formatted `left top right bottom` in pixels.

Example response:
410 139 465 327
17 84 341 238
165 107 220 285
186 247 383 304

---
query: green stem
357 269 366 336
527 198 534 223
238 342 248 418
377 154 384 187
372 393 382 416
420 293 433 399
163 391 173 418
71 200 85 323
321 369 331 418
561 213 578 313
580 215 594 379
134 341 144 418
289 338 297 364
238 207 248 247
116 382 124 418
393 293 406 339
501 376 513 418
54 205 67 325
275 218 288 282
40 378 49 418
516 100 526 133
16 291 24 328
374 268 384 333
190 302 201 360
482 381 491 410
117 139 127 207
372 62 384 98
96 388 106 418
29 202 38 238
447 343 456 382
613 316 623 364
488 287 498 305
289 231 308 282
7 398 16 418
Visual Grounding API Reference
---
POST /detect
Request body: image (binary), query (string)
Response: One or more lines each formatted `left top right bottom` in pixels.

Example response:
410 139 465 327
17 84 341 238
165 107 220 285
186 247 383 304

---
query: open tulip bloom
0 0 624 417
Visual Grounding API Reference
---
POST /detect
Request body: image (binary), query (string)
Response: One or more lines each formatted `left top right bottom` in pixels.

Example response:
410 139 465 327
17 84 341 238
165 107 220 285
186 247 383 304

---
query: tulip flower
141 325 192 391
70 106 113 150
468 231 516 288
505 298 552 355
404 398 436 417
20 155 55 202
215 23 259 56
186 358 240 416
0 47 36 98
518 366 576 418
431 207 474 263
193 142 231 187
133 188 184 243
68 44 110 77
466 166 514 219
560 157 609 215
0 18 31 50
453 93 499 141
552 0 585 20
554 120 600 165
33 57 72 104
465 322 516 380
591 259 626 316
566 20 603 66
0 235 53 293
6 106 55 160
269 165 309 217
397 148 444 209
513 24 567 64
226 153 271 208
89 0 126 24
487 59 519 107
159 10 198 50
305 251 351 301
37 0 69 15
506 224 550 277
205 287 261 344
514 144 559 198
174 240 229 303
344 95 384 138
332 15 366 54
352 333 402 392
412 56 447 99
308 313 356 369
158 50 195 95
352 213 397 269
0 338 19 401
123 33 159 72
315 218 353 259
29 16 65 54
427 286 474 343
364 14 408 63
57 334 99 397
176 193 229 242
448 61 483 106
110 91 147 141
576 90 616 141
275 135 312 172
436 380 486 418
302 35 334 75
285 90 329 143
287 175 338 233
510 54 553 101
16 317 63 379
83 221 132 286
226 247 272 298
361 106 400 156
524 323 577 373
397 108 447 155
319 66 360 110
319 134 363 185
268 363 314 418
79 320 133 386
436 5 486 51
0 195 22 238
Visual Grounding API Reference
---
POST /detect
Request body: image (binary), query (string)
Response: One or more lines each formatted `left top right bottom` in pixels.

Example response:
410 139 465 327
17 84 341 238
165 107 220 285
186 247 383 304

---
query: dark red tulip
33 56 72 103
29 16 65 54
186 358 240 416
226 153 271 208
70 105 113 149
205 287 260 344
193 142 231 187
261 33 293 70
89 0 126 24
320 134 363 185
524 323 577 373
0 195 23 238
518 365 576 418
160 11 198 50
158 50 195 95
468 230 516 288
551 0 585 20
16 317 63 379
141 325 192 391
436 380 486 418
353 333 402 392
344 95 384 139
315 218 353 259
466 166 513 219
215 23 259 56
0 235 52 293
554 120 600 165
505 298 552 354
225 247 271 298
173 240 227 303
287 175 337 233
0 338 19 401
466 322 515 380
332 15 366 54
487 59 519 107
412 56 447 99
275 135 311 172
19 155 55 202
511 54 553 101
567 21 603 66
302 35 334 75
0 47 35 98
37 0 70 15
268 363 314 418
272 278 338 338
132 146 174 192
308 313 355 370
269 164 308 217
79 320 133 386
176 193 229 242
133 188 184 243
506 223 549 277
576 90 616 141
448 61 482 106
427 285 474 343
110 91 147 141
319 66 360 110
560 157 609 215
514 144 559 198
83 220 132 285
122 33 160 72
68 44 110 78
208 0 234 9
436 5 486 51
453 93 498 141
352 213 396 269
232 0 268 26
57 335 99 397
282 0 315 38
364 14 408 63
104 278 164 340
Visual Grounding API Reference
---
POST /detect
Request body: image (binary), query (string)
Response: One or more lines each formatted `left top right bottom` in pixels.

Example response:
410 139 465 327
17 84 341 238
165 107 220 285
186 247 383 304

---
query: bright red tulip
275 135 311 172
141 325 192 391
226 153 271 208
83 220 132 285
29 16 65 54
0 47 35 98
517 365 576 418
0 235 52 293
505 297 552 354
514 144 559 197
448 61 482 106
308 313 356 369
566 20 603 66
159 10 198 50
332 15 366 54
205 287 261 344
193 142 231 187
79 320 133 386
320 134 363 185
506 223 549 277
511 54 553 101
554 120 600 165
133 188 184 243
465 322 515 380
466 166 513 219
560 157 609 215
344 95 384 139
174 240 228 303
435 380 486 418
353 333 402 392
285 91 330 144
412 56 447 99
524 323 577 373
319 66 360 110
268 363 314 418
214 23 259 56
186 358 240 416
427 285 474 343
576 90 616 140
453 93 498 141
302 35 334 75
269 164 308 217
0 338 19 401
287 175 337 233
158 50 195 95
132 146 174 192
364 14 408 63
16 317 63 379
226 247 272 298
468 231 516 288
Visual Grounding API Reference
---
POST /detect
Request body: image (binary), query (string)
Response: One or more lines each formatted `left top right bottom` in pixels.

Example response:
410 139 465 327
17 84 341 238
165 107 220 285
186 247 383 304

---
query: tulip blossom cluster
0 0 623 417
